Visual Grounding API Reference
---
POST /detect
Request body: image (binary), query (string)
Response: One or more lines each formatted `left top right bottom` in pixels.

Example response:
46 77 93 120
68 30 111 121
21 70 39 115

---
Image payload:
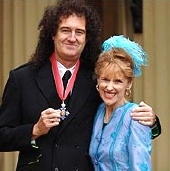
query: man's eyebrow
59 27 86 33
76 28 86 33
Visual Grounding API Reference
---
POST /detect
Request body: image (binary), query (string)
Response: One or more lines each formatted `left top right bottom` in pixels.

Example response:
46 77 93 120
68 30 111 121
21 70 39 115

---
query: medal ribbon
50 53 80 101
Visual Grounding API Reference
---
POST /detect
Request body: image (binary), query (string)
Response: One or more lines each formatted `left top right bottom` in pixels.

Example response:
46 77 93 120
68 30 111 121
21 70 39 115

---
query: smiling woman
90 35 152 171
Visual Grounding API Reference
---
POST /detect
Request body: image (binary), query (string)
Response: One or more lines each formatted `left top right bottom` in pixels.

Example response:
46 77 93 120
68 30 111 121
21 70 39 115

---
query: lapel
57 64 95 136
34 61 61 108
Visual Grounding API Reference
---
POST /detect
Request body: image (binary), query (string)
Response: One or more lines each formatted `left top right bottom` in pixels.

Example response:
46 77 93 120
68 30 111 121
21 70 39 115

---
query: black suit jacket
0 61 101 171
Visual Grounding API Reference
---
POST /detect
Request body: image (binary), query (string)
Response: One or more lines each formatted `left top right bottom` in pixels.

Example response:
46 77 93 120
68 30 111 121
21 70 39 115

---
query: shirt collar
57 61 76 77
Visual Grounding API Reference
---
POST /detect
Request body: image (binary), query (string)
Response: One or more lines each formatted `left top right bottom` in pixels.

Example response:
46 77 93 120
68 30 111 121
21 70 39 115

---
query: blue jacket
89 102 152 171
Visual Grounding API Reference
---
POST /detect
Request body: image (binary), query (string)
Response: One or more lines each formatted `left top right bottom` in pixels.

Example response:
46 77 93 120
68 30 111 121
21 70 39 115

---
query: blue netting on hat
102 35 148 77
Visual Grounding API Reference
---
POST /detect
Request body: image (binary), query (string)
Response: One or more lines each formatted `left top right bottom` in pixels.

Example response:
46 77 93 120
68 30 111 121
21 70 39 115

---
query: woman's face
97 68 132 109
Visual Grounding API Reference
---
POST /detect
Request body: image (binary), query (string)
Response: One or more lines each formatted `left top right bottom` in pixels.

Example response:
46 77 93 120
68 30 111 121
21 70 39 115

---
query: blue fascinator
102 35 148 77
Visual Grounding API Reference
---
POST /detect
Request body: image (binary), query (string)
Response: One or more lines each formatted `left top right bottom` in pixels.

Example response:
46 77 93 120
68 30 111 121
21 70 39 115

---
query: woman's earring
125 88 131 97
96 85 99 91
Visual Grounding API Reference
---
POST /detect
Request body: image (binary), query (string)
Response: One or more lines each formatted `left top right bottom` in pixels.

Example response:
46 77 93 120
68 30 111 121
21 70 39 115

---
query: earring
125 88 131 97
96 85 99 91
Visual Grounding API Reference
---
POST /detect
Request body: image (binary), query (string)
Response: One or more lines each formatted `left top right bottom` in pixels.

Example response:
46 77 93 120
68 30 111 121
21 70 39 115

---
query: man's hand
131 101 156 126
32 108 61 140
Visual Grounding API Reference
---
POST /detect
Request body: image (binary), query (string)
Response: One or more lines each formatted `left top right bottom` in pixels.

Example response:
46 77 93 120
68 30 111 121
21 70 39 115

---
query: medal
50 53 80 120
60 101 70 120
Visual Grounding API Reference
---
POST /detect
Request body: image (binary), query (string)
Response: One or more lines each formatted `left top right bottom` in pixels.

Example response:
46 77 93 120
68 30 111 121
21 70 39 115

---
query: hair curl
29 0 102 69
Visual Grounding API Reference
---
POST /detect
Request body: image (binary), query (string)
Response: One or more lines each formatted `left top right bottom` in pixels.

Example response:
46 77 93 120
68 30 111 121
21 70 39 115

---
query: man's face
53 14 86 65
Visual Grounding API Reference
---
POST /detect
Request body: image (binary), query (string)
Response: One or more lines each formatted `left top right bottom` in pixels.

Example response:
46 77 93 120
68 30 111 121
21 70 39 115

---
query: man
0 0 161 171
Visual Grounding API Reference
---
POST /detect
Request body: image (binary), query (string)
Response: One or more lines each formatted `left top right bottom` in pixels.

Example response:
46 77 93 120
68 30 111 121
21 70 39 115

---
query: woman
89 35 152 170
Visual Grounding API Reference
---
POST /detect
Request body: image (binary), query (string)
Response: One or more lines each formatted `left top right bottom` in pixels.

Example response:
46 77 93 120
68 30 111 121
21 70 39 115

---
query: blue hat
102 35 148 77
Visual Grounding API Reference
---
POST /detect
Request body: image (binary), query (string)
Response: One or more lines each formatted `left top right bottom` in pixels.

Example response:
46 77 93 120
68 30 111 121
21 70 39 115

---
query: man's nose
67 31 76 41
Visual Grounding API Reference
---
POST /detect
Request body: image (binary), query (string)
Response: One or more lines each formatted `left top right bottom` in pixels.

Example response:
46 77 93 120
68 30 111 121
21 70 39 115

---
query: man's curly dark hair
29 0 102 69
